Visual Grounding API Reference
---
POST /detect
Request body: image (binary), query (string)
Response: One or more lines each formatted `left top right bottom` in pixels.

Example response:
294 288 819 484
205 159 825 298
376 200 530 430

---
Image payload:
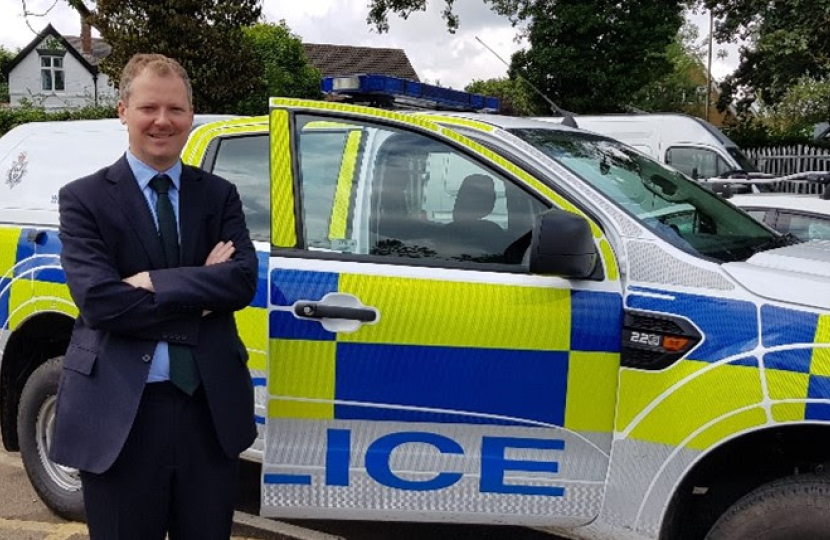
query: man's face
118 69 193 171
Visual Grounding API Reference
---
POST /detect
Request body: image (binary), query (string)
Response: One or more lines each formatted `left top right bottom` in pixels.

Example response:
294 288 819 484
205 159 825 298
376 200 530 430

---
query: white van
537 113 758 180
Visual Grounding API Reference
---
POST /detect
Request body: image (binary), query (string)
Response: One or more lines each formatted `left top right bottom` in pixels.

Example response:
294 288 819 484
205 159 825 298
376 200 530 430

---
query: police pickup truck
1 92 829 540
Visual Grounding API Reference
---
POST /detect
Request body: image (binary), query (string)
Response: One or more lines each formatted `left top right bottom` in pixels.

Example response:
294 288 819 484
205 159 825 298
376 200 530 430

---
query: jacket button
142 354 151 363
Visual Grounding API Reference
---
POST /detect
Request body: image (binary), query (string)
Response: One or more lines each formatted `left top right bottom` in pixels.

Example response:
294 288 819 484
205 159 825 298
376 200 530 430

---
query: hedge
0 105 118 138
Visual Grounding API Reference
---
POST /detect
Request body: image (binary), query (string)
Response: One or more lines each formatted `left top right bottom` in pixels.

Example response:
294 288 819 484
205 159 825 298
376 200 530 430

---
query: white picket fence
743 145 830 194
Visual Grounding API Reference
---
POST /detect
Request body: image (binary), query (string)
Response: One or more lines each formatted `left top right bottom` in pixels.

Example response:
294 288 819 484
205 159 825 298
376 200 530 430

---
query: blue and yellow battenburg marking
616 287 830 450
267 268 622 433
0 227 77 332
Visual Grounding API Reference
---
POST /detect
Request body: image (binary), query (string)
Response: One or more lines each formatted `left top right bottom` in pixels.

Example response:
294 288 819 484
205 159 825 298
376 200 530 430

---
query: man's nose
153 110 173 126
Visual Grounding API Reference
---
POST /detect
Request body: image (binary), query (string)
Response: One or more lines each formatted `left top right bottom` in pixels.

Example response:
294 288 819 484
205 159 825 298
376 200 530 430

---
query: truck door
262 100 624 527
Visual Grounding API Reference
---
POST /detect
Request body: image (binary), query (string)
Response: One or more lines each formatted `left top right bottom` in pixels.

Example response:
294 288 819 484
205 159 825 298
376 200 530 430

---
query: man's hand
123 271 153 291
205 241 235 266
201 241 235 317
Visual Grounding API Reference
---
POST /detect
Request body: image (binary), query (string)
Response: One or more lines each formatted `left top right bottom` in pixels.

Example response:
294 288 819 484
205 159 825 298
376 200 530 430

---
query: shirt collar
125 150 183 192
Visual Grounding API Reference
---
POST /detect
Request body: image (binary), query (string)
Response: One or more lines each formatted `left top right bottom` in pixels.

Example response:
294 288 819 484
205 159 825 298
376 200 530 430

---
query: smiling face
118 68 194 171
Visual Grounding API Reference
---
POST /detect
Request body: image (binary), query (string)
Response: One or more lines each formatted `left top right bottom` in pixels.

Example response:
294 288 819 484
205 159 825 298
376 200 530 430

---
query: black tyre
705 475 830 540
17 357 85 522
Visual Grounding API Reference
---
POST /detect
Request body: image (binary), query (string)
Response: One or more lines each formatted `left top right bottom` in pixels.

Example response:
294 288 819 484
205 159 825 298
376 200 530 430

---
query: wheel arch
659 422 830 540
1 311 74 451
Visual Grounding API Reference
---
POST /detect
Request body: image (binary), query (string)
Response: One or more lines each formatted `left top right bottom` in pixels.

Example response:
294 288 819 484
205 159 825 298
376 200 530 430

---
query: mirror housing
529 209 598 279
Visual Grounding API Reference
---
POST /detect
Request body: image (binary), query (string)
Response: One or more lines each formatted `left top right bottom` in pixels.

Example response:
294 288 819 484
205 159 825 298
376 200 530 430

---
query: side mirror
529 209 598 279
691 167 699 181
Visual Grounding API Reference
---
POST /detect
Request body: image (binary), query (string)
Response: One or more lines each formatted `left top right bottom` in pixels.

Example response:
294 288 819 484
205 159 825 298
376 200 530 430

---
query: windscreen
510 128 786 263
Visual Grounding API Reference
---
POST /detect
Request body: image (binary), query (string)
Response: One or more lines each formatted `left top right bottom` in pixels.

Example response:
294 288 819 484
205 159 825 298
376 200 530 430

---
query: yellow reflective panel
235 307 268 371
8 281 77 331
183 117 267 166
565 352 620 433
687 407 767 450
270 98 440 133
328 131 363 241
269 110 297 248
621 361 764 449
268 339 335 419
417 114 496 133
0 227 21 280
599 240 619 281
337 273 571 351
811 315 830 376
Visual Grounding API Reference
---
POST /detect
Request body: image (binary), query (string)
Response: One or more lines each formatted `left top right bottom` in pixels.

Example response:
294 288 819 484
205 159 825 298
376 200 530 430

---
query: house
4 23 116 110
302 43 418 81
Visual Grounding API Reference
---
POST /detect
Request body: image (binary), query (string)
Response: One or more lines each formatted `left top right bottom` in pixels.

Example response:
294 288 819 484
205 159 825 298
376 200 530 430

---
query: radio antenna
475 35 577 127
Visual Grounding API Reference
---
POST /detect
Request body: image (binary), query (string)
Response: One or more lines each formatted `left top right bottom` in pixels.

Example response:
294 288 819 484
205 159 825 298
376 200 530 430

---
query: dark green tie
149 174 200 395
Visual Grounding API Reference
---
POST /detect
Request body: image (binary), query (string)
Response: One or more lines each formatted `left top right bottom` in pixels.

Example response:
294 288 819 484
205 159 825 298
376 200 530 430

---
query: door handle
294 302 378 322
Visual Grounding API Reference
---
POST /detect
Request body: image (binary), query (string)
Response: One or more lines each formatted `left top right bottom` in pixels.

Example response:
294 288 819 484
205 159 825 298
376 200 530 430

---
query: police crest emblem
6 152 28 189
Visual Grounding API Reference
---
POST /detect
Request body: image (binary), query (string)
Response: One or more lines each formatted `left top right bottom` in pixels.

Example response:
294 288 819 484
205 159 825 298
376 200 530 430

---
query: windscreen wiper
749 233 802 255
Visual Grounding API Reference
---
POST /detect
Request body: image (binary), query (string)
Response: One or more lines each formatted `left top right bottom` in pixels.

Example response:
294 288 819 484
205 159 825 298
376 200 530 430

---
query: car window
211 135 270 241
777 212 830 241
741 208 771 224
294 115 548 268
510 128 778 263
665 146 731 179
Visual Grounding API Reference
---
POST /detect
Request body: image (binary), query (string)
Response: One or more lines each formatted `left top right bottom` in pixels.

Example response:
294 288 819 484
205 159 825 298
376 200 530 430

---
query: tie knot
149 174 173 195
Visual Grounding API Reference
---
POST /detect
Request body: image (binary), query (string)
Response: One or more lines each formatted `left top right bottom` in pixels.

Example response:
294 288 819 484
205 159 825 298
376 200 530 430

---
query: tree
0 45 16 103
368 0 685 114
762 76 830 136
630 23 708 114
510 0 685 114
233 22 322 115
703 0 830 113
60 0 263 113
367 0 538 34
464 77 539 116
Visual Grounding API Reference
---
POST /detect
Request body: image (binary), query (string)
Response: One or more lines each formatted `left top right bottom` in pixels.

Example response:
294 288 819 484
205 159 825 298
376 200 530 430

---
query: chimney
81 18 92 56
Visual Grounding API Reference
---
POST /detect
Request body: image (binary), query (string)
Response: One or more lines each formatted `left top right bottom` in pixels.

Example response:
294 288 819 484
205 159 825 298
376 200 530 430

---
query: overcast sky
0 0 742 88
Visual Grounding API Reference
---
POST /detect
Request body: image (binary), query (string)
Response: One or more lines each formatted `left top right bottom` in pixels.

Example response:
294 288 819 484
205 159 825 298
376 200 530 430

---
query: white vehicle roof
729 194 830 216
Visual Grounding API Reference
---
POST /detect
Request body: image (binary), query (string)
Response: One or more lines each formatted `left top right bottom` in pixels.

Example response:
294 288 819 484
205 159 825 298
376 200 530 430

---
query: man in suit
51 53 258 539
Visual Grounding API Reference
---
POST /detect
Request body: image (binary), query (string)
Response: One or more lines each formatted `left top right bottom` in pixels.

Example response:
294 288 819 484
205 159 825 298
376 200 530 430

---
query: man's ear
117 100 127 124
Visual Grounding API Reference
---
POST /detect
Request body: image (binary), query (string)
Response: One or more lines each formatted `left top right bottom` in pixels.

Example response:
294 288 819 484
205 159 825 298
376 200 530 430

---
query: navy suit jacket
51 155 258 474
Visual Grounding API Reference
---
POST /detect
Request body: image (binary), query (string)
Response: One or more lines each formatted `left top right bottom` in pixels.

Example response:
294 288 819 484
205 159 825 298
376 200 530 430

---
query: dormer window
41 56 65 91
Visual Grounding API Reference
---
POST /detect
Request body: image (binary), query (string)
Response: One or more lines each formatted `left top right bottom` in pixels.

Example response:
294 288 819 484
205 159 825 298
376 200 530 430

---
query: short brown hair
119 53 193 108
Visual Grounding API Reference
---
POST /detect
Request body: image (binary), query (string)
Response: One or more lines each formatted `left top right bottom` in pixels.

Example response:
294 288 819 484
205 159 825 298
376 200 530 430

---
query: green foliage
233 22 321 115
90 0 263 113
703 0 830 111
630 23 708 113
464 77 540 116
723 76 830 147
511 0 685 114
765 76 830 134
367 0 540 33
0 45 17 103
0 103 117 138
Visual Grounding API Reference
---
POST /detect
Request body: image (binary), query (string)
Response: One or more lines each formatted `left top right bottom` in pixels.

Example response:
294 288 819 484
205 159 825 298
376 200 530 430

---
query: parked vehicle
2 91 830 540
535 113 759 180
730 194 830 242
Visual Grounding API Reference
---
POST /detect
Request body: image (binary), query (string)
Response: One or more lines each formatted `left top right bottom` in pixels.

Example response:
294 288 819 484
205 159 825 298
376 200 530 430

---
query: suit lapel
179 165 206 267
106 156 166 269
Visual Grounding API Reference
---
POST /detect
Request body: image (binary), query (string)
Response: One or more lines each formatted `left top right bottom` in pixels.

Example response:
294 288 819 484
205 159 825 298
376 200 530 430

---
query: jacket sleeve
150 182 258 314
59 183 201 344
